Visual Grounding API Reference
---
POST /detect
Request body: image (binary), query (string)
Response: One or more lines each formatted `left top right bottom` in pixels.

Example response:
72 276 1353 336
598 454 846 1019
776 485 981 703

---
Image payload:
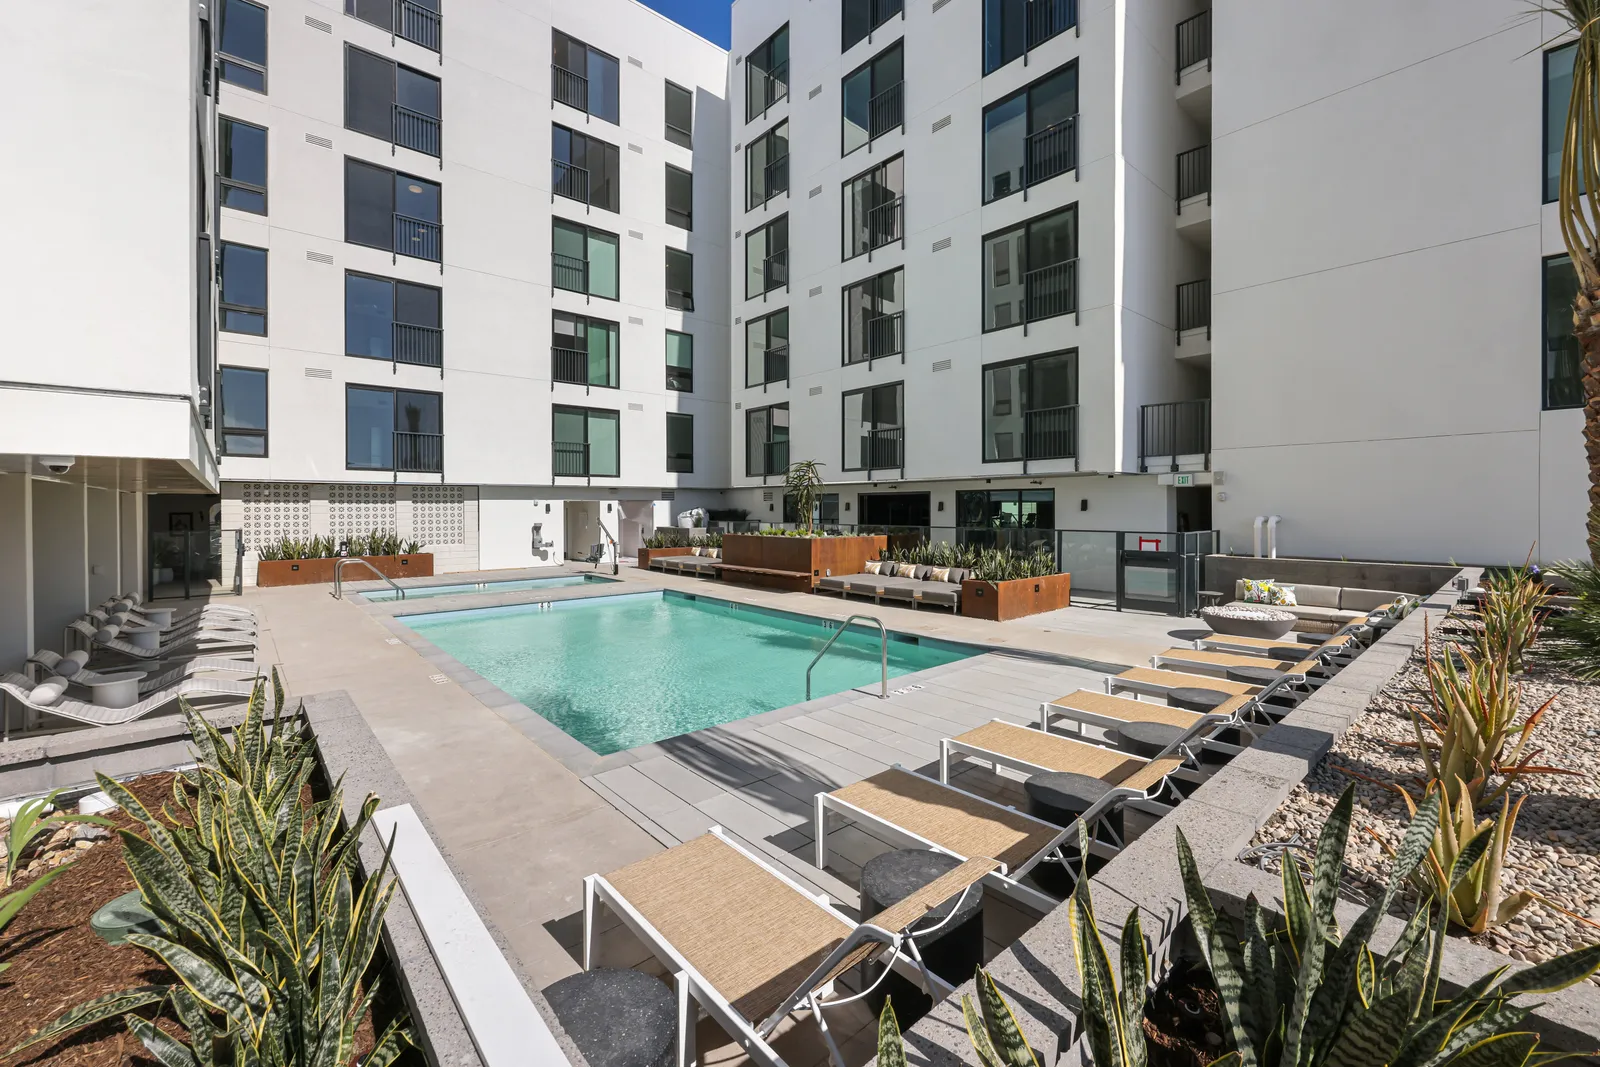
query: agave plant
1543 557 1600 678
15 675 412 1066
1477 556 1551 673
784 460 826 535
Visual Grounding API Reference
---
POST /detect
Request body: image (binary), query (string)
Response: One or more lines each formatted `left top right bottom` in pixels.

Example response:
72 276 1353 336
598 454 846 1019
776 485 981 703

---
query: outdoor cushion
1271 584 1299 607
1288 584 1341 608
1241 579 1277 603
817 576 850 591
707 548 721 559
918 583 961 605
946 568 969 584
1339 587 1406 612
893 562 918 578
864 560 883 575
690 546 703 555
928 567 951 583
30 677 69 706
53 650 91 678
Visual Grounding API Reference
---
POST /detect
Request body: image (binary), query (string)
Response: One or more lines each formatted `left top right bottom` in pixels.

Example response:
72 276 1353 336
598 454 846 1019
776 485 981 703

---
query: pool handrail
807 614 888 701
332 558 406 601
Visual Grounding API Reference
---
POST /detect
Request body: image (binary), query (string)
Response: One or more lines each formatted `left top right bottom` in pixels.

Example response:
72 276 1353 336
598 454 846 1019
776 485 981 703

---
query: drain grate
428 673 449 684
385 637 401 645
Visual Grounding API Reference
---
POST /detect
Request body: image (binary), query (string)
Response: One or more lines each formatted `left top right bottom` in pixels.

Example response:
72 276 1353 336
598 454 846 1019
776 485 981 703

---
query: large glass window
982 63 1077 202
842 43 904 157
747 120 790 209
956 489 1056 548
346 0 439 50
1545 254 1583 410
666 330 693 391
1547 43 1576 205
219 117 267 214
843 267 903 364
665 81 694 148
218 0 267 92
346 272 442 367
345 159 441 262
346 46 442 156
552 125 620 213
746 309 789 386
842 382 904 471
666 247 695 312
983 204 1078 330
552 30 620 124
843 0 904 52
746 215 789 298
553 406 620 477
667 413 694 473
843 155 904 259
984 0 1076 76
746 404 790 476
982 350 1078 460
219 366 268 457
551 312 620 388
747 24 790 122
347 387 443 471
553 219 620 299
666 165 693 230
219 242 267 335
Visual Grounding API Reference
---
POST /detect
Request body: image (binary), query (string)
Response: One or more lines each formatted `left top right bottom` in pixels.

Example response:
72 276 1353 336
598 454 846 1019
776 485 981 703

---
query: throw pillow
708 548 720 559
1243 578 1277 604
30 677 69 706
864 560 882 574
1271 584 1299 607
928 567 951 583
896 562 919 578
690 546 703 556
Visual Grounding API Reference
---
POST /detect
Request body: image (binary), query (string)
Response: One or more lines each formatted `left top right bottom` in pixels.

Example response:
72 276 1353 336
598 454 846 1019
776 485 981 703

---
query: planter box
256 554 434 588
636 546 696 569
960 572 1072 621
719 534 887 592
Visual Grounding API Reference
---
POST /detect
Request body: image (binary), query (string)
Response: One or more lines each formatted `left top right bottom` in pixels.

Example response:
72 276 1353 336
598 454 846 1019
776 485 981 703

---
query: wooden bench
713 563 815 593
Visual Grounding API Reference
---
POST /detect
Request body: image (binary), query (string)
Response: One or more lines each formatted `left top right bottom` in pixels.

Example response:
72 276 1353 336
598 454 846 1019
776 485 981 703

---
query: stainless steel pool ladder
806 614 887 701
331 558 406 600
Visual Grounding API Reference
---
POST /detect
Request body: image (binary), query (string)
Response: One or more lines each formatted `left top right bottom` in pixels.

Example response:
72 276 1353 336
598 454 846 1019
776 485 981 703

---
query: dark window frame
841 40 904 157
344 384 445 471
746 214 790 299
980 59 1078 204
552 123 621 213
745 402 790 477
842 265 904 365
979 349 1079 463
745 308 790 388
1545 42 1577 205
747 119 790 210
665 246 695 311
219 241 268 336
983 0 1078 77
219 365 269 457
343 43 443 157
666 330 694 392
218 0 268 93
746 23 791 123
842 153 904 261
344 269 444 365
343 0 440 52
665 80 694 148
218 116 268 214
979 202 1079 333
552 404 622 478
552 218 622 300
551 310 621 390
1544 252 1584 410
840 379 905 472
552 30 621 124
344 157 443 261
666 411 695 473
665 163 694 231
843 0 905 53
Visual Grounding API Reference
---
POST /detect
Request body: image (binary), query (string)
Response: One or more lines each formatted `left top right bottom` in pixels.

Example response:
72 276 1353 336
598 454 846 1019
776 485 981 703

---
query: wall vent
809 185 822 198
932 359 952 373
809 85 823 99
932 237 952 252
628 56 644 68
662 490 676 500
305 250 334 265
628 229 645 240
735 55 742 65
932 115 951 133
304 14 333 32
628 143 644 154
932 0 953 11
305 367 333 379
734 316 742 324
808 285 823 297
809 385 823 396
628 402 645 411
628 315 645 325
734 229 742 239
735 402 742 410
734 143 742 153
305 133 333 149
762 490 773 502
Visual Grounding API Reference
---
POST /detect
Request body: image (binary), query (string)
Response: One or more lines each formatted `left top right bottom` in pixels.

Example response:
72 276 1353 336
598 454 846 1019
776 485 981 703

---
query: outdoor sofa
1222 579 1405 632
815 562 968 612
648 546 722 578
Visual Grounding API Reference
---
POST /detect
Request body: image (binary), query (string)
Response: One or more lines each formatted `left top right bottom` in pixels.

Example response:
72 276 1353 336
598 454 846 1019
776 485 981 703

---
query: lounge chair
0 671 257 732
1150 646 1339 683
27 649 258 695
939 720 1193 799
1196 629 1361 657
67 619 256 660
583 827 996 1067
660 554 720 577
112 594 255 623
1039 689 1263 751
91 607 255 638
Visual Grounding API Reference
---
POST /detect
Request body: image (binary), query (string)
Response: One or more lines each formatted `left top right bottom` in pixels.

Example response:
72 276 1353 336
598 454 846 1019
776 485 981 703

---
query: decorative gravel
1204 604 1296 621
1247 608 1600 979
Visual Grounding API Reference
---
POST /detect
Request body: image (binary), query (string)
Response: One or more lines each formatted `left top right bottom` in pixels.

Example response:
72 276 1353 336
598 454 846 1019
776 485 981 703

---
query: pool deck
238 562 1194 1065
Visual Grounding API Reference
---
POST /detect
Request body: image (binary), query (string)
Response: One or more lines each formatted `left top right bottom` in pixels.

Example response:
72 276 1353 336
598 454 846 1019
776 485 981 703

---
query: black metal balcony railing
763 439 790 476
861 426 903 469
1026 0 1078 49
396 0 440 51
854 0 905 42
869 82 905 140
1176 279 1210 337
553 160 590 205
667 288 695 312
749 61 789 122
1025 116 1078 187
1176 9 1211 77
394 431 443 473
866 311 904 362
1176 144 1210 205
1024 404 1078 460
553 440 589 477
667 364 693 391
763 344 790 384
763 154 790 203
393 322 442 368
1139 399 1211 469
1023 259 1077 323
394 214 441 262
394 104 440 156
863 196 903 254
552 346 589 385
552 65 588 112
553 252 588 294
762 249 789 293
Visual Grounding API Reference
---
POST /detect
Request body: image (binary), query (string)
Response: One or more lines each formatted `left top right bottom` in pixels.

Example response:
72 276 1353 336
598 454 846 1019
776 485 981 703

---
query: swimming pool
402 591 980 754
363 574 614 601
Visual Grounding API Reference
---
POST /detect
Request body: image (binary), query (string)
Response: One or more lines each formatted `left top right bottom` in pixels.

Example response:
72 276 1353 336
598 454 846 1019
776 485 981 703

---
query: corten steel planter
719 534 888 592
256 554 434 587
960 572 1072 621
636 546 696 569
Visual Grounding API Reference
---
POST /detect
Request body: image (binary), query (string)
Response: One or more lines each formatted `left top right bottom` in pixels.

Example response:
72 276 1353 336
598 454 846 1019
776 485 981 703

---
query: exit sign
1174 473 1195 487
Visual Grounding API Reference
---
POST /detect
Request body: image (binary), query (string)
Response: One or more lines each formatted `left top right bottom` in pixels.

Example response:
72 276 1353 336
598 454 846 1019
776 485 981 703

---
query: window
219 117 267 213
1545 254 1583 410
218 0 267 92
843 156 903 259
666 247 695 311
665 81 694 148
843 0 903 52
666 331 694 391
346 272 443 367
984 0 1077 75
982 62 1077 202
747 24 790 122
746 309 789 386
842 42 903 156
746 215 790 299
667 413 694 473
746 404 790 477
346 46 442 157
219 367 268 457
1547 43 1577 204
955 489 1056 547
553 406 620 477
983 204 1077 330
843 267 903 364
552 124 621 212
552 30 620 124
747 120 789 209
346 386 443 472
553 219 620 299
552 312 620 388
345 159 442 262
982 350 1078 461
842 382 904 471
666 165 694 230
345 0 440 51
219 242 267 335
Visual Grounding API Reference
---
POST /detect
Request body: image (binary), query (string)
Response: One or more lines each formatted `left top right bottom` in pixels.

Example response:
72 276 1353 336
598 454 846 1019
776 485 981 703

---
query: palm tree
783 460 825 534
1548 0 1600 561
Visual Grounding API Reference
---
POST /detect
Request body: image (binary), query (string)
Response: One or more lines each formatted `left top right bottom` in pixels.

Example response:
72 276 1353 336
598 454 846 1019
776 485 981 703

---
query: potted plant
718 462 887 591
255 531 432 587
960 547 1072 621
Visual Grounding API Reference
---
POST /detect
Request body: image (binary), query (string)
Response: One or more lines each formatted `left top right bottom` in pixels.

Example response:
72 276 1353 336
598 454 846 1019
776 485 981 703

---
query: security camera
39 456 75 475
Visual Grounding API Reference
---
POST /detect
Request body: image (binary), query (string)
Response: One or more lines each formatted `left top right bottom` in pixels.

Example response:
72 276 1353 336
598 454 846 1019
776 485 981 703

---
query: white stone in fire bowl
1200 604 1298 639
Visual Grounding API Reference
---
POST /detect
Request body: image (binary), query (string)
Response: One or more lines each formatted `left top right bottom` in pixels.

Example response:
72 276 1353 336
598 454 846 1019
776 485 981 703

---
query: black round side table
545 968 677 1067
859 849 985 1025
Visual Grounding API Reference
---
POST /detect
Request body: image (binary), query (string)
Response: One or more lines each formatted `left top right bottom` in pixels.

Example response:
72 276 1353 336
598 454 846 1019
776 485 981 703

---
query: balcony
666 287 695 312
869 81 904 142
552 65 588 113
396 0 440 52
1176 144 1210 242
553 252 588 294
749 61 789 123
762 439 790 477
1175 10 1211 115
552 346 589 386
1175 279 1210 362
861 196 903 258
553 160 590 207
1023 259 1078 324
394 104 440 157
1025 0 1077 50
1139 399 1210 472
394 431 443 474
393 213 441 263
759 249 789 296
865 311 904 364
859 427 904 471
393 322 443 372
1024 404 1077 462
553 440 589 477
758 344 790 386
1026 116 1078 189
761 155 790 206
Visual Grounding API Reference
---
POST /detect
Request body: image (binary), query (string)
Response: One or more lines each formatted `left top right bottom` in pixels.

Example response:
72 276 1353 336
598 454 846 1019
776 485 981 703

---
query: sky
638 0 733 48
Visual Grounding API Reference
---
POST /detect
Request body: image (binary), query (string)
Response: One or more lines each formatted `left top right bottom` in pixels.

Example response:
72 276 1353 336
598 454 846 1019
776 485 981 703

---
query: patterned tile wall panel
239 483 312 549
410 485 466 547
328 485 397 541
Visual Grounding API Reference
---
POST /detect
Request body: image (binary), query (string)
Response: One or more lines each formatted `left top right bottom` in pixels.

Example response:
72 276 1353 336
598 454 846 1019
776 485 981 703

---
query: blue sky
638 0 732 48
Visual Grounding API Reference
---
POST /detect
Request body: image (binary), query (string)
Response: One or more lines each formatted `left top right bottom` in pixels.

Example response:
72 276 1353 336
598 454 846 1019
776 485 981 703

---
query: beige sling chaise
1150 646 1338 681
1039 688 1261 752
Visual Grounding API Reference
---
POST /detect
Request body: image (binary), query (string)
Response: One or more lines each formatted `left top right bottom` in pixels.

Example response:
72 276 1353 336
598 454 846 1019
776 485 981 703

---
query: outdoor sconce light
937 500 944 511
1080 499 1088 511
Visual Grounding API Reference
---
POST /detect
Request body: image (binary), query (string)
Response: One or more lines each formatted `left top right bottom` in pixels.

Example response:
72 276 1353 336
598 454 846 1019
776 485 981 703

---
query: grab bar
332 557 406 600
806 614 888 701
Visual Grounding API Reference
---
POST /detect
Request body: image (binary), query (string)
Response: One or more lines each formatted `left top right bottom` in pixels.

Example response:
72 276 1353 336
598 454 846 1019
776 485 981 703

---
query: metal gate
1115 532 1197 616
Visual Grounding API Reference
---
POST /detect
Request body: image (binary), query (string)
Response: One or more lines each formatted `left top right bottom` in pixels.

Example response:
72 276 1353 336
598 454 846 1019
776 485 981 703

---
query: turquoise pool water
402 591 979 754
364 574 613 601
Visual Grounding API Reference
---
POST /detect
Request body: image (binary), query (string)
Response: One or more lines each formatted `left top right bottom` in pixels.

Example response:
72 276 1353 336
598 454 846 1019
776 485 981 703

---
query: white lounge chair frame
1039 691 1267 754
0 672 258 735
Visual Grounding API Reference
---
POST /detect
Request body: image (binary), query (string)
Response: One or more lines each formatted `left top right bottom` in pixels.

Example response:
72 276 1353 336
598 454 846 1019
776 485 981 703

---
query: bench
713 563 815 593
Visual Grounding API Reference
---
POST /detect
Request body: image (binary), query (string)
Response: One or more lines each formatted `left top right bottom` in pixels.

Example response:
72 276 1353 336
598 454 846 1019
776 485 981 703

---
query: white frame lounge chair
67 619 256 659
111 595 255 625
1196 629 1361 657
1038 689 1261 753
27 650 259 695
90 606 256 637
939 720 1197 803
0 672 257 733
583 827 995 1067
1150 646 1340 683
